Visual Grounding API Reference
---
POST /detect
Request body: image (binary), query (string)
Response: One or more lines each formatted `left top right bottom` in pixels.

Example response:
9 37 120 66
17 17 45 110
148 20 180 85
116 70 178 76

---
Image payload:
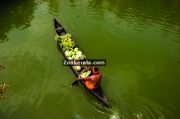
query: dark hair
94 67 99 72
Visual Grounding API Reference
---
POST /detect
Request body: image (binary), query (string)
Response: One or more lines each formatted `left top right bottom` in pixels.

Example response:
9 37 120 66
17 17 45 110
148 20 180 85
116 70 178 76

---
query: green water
0 0 180 118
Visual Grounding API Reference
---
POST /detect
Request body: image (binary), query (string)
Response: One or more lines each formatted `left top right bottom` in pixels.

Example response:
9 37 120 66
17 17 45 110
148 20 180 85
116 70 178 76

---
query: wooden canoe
53 18 110 107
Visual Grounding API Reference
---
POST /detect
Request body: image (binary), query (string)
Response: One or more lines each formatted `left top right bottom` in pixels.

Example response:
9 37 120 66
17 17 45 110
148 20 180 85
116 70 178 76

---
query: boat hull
53 18 110 107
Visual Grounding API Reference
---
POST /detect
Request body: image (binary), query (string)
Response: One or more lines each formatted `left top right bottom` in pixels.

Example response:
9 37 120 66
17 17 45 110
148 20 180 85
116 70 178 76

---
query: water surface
0 0 180 118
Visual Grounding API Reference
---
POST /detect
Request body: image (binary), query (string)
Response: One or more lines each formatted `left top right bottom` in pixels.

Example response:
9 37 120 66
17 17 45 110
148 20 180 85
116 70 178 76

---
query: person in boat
77 66 102 90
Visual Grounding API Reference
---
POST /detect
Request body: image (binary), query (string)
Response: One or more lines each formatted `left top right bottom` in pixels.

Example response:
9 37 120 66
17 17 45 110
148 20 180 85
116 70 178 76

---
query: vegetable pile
65 48 86 60
80 70 91 78
55 33 74 51
55 34 86 60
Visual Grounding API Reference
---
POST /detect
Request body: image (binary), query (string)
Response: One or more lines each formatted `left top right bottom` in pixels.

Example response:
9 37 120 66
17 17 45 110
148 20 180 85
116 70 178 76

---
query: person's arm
77 76 91 81
77 77 85 80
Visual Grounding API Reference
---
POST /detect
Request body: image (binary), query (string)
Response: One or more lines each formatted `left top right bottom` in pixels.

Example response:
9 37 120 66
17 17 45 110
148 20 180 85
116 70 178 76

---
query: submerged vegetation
0 65 5 71
0 83 9 99
0 65 9 99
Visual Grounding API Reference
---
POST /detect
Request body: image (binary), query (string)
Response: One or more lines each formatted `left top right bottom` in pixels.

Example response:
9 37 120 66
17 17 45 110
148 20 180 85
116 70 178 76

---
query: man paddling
77 66 102 90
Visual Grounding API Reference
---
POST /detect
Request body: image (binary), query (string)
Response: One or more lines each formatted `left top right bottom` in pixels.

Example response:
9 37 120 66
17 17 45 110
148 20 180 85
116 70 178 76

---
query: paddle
71 73 86 86
71 80 78 86
71 75 81 86
71 66 89 86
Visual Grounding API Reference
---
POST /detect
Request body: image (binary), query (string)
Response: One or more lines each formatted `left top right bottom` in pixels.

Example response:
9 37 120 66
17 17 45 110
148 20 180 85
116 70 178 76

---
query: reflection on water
87 0 180 33
43 0 60 15
0 0 36 43
0 43 69 118
66 0 180 46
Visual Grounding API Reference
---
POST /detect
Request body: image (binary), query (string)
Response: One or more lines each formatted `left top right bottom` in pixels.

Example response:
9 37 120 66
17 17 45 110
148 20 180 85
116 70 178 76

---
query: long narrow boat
53 18 110 107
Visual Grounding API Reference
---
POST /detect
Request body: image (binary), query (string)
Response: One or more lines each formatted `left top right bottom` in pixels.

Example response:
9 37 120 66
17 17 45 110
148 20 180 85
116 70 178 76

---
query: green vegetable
86 71 91 77
72 52 75 55
74 55 80 60
74 47 78 53
72 66 81 71
55 33 75 51
77 51 82 56
60 33 72 40
55 33 86 60
55 35 60 41
81 73 86 78
80 54 86 59
81 70 91 78
65 51 71 57
72 55 75 59
68 57 73 60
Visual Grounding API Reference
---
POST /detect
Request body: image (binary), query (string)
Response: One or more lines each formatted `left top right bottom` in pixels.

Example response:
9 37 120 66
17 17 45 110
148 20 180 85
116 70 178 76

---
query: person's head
92 66 100 74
